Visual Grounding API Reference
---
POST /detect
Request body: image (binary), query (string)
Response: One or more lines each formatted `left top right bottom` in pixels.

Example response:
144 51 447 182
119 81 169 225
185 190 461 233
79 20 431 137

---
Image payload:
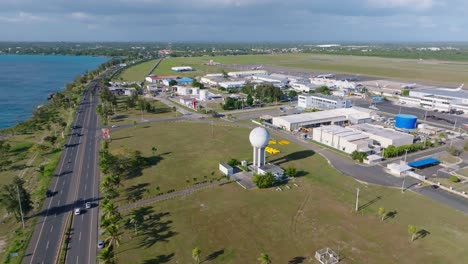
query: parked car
97 240 105 249
46 190 53 197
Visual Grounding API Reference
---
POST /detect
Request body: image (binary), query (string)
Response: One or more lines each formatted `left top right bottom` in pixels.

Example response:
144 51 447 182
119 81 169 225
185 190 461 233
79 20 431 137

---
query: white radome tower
249 127 270 168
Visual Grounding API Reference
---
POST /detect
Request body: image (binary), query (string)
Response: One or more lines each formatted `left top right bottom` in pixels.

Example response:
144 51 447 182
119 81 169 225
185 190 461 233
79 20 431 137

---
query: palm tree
408 225 418 242
128 211 143 235
102 202 119 219
192 247 201 264
151 146 157 156
105 224 122 249
258 253 271 264
98 246 115 264
378 207 386 221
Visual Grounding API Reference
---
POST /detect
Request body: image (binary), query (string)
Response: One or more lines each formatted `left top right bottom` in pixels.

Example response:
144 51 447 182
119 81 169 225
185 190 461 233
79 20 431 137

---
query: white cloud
367 0 435 10
0 12 48 23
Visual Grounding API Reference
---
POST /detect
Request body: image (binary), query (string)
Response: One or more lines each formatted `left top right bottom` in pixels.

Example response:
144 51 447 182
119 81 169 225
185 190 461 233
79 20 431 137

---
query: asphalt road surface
24 80 101 264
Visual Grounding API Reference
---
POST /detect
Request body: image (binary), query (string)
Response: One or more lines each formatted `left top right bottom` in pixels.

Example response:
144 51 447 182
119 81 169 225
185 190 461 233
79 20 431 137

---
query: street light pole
404 149 409 163
16 185 25 229
401 174 407 193
355 188 360 212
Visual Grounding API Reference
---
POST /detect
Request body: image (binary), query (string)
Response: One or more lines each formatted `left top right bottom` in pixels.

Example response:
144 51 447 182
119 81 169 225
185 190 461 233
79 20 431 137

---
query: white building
272 107 373 131
171 66 193 72
227 70 267 78
250 74 288 84
310 78 357 89
297 94 351 109
219 80 246 89
312 125 372 154
408 88 468 110
290 83 319 93
349 123 414 148
219 163 234 176
123 88 136 96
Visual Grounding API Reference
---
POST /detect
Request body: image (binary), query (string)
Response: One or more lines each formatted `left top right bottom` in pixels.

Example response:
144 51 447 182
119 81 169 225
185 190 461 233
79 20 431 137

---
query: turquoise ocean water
0 55 108 129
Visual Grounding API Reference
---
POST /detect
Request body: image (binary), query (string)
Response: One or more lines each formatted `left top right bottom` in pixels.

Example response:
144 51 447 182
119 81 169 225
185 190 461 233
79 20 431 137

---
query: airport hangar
272 107 374 132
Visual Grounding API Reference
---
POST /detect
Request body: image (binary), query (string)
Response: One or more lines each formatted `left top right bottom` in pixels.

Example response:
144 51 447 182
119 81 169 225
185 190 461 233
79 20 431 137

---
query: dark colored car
46 190 53 197
431 185 439 189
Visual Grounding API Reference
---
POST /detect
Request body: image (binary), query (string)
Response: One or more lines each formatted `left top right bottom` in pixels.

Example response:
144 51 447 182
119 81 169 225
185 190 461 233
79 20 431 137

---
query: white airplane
437 84 464 92
251 65 263 70
401 83 417 89
317 73 335 78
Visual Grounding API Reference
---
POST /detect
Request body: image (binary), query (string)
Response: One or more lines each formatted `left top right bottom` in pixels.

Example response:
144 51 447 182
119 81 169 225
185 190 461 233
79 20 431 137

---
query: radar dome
249 127 270 148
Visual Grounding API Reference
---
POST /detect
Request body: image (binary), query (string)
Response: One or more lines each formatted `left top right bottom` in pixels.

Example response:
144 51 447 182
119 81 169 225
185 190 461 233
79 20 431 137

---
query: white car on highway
74 208 81 215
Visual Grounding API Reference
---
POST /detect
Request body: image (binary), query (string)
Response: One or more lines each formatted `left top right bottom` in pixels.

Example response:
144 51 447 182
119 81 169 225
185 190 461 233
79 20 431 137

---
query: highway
23 77 103 264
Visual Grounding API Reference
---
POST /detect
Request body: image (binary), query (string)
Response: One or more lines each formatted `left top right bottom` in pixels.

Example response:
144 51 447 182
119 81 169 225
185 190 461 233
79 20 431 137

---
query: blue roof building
163 77 193 86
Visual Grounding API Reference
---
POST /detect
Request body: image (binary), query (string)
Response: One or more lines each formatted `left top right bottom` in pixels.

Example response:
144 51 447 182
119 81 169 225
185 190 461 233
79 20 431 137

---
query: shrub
253 172 275 188
227 158 240 166
351 151 367 163
447 146 463 156
449 175 460 183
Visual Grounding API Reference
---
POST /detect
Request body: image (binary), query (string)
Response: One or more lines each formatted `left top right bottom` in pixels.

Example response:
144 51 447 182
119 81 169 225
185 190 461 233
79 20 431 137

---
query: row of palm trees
99 169 124 263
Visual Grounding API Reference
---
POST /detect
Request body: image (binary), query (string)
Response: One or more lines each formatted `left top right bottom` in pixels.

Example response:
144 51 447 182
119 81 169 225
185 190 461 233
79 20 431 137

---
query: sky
0 0 466 42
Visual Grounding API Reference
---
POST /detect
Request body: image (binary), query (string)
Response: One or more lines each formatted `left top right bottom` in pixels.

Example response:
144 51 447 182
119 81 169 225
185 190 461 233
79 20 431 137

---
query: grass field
108 97 179 125
110 121 468 264
146 54 468 85
114 60 160 82
151 57 235 78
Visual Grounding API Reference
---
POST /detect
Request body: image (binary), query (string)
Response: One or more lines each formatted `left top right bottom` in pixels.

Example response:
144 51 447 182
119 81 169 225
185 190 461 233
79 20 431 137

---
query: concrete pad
231 171 256 189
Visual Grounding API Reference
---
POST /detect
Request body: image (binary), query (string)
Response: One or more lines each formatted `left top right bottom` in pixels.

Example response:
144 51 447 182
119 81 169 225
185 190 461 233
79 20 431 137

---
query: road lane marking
50 226 53 233
46 241 49 250
79 232 82 241
84 184 87 191
76 256 79 264
62 181 65 186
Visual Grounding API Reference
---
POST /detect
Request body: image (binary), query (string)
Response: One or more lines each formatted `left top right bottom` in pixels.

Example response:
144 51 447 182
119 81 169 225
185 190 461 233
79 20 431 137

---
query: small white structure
123 88 136 96
171 66 193 72
249 127 270 168
315 248 339 264
387 161 412 176
219 163 234 176
364 154 383 164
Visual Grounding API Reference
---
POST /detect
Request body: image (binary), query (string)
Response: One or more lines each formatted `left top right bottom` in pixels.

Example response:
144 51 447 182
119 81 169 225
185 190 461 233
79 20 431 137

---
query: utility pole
401 174 407 193
404 149 409 163
399 105 402 114
453 118 457 131
211 120 214 138
355 188 360 212
424 109 428 121
16 185 25 229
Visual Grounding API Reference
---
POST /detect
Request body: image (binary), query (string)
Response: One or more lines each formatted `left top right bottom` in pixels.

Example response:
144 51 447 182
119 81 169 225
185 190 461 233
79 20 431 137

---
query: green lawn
108 97 179 125
455 167 468 178
114 60 160 82
109 121 468 264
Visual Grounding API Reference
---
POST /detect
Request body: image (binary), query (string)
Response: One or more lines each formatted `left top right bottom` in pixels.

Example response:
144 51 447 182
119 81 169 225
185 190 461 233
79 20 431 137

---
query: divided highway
24 79 101 264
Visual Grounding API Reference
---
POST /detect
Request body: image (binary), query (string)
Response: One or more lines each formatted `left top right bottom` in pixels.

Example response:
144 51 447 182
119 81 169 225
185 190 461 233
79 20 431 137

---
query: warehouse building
349 123 414 148
272 107 373 131
312 125 372 154
407 88 468 111
297 94 351 109
227 70 267 78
